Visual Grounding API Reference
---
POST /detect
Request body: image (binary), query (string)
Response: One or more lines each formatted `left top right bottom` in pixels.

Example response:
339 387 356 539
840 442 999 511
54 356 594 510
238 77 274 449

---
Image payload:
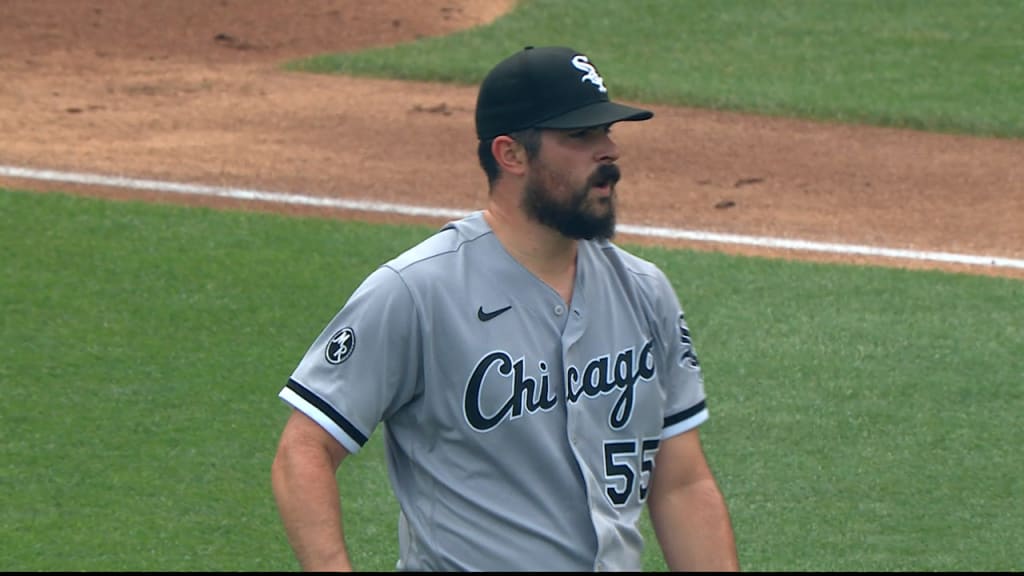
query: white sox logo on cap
325 327 356 364
474 46 651 140
571 55 607 93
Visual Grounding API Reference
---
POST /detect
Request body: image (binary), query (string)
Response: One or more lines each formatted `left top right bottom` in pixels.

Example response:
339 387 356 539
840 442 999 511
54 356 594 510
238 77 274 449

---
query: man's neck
483 205 578 304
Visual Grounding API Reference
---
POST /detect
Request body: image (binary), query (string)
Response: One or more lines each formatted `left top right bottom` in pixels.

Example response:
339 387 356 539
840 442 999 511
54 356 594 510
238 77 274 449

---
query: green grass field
290 0 1024 139
2 190 1021 571
3 0 1023 571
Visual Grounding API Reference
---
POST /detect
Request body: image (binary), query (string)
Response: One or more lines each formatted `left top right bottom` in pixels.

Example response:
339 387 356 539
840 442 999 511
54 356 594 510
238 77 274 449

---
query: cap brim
534 101 653 130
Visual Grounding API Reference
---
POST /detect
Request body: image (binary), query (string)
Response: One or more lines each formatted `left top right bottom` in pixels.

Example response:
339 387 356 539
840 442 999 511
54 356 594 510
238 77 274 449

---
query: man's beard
523 163 621 240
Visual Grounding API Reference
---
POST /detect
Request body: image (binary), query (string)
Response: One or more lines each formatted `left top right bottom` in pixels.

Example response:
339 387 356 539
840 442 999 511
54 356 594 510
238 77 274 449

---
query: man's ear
491 135 528 176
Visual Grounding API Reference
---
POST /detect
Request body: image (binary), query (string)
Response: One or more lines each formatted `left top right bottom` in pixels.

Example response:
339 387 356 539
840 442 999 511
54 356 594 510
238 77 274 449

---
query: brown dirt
1 0 1021 280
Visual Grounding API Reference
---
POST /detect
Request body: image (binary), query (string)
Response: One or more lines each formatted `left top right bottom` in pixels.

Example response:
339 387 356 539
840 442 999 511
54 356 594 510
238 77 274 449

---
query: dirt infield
1 0 1021 279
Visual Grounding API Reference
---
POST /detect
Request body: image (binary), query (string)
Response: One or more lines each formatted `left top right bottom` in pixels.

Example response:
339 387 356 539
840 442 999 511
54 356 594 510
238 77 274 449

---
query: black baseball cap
475 46 653 140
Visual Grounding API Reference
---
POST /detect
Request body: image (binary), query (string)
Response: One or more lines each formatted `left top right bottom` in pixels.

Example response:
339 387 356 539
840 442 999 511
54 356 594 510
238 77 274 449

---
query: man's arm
647 427 739 571
271 410 353 571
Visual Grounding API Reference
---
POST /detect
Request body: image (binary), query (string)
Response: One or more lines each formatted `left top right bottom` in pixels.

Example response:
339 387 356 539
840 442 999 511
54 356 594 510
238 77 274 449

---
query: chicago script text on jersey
463 340 656 432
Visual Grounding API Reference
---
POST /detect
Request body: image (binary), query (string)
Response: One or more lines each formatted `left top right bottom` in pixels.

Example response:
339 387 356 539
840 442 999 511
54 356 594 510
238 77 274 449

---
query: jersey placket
558 261 610 568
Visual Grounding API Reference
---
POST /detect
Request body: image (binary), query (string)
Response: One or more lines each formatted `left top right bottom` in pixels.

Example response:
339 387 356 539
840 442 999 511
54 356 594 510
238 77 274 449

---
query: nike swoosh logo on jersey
477 305 512 322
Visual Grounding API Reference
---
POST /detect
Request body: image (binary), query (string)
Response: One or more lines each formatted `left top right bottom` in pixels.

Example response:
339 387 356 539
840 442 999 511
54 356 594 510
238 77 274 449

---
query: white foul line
2 164 1022 271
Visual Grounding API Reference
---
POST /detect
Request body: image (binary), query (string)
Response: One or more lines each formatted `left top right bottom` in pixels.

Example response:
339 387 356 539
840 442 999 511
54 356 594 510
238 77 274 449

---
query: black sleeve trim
286 378 369 446
663 399 707 429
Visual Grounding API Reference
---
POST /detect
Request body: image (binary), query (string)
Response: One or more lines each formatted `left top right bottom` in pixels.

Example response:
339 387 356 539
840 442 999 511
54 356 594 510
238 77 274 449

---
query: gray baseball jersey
279 211 708 571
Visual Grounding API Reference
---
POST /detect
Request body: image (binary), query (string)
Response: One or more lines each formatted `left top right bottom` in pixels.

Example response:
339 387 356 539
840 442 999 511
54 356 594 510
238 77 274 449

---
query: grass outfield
4 0 1022 570
289 0 1024 139
2 189 1021 571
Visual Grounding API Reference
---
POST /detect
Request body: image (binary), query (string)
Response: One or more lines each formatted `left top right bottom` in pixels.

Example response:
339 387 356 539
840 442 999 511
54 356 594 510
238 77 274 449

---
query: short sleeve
649 269 709 439
278 265 420 453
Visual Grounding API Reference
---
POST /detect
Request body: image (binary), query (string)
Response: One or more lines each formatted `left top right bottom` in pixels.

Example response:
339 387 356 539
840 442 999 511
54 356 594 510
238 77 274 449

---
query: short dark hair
477 128 543 188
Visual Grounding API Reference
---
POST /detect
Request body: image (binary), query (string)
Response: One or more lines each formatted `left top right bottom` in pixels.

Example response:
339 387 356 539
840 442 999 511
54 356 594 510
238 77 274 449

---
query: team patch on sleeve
325 327 356 364
677 313 700 369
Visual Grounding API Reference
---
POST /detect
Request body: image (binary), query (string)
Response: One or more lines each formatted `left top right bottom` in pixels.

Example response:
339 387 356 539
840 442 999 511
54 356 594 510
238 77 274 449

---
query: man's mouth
589 164 621 192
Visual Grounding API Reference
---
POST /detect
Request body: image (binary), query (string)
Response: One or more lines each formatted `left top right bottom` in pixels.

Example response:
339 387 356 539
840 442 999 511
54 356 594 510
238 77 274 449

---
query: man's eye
569 126 611 139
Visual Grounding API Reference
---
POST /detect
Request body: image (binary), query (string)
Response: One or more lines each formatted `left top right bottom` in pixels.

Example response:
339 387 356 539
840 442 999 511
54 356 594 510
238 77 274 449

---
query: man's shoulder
386 211 492 274
587 238 666 281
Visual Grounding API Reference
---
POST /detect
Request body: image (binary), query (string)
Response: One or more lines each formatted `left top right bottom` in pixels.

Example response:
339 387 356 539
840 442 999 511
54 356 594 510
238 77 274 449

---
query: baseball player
271 45 739 572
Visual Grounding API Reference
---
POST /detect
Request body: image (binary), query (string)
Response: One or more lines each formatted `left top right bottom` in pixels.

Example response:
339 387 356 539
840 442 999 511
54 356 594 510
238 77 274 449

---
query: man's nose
597 132 620 163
